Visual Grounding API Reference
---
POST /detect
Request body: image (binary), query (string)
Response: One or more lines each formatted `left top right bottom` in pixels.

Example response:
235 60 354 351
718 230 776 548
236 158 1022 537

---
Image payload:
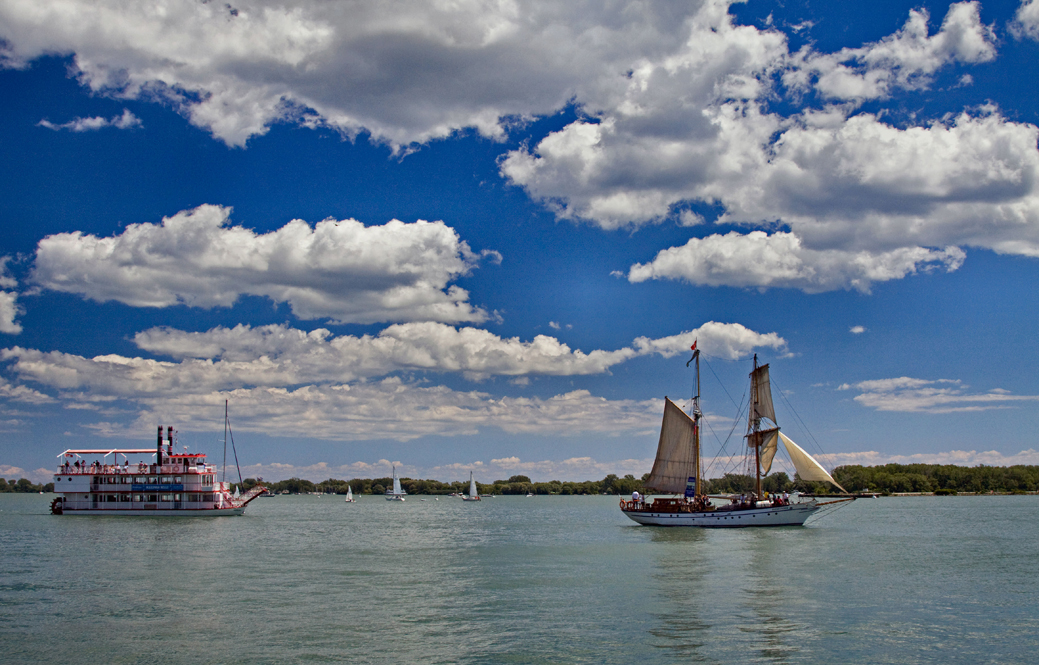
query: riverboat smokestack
157 425 163 465
167 426 173 458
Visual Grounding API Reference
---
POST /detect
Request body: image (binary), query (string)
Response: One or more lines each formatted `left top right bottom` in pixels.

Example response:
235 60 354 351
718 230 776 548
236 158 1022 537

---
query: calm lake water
1 493 1036 664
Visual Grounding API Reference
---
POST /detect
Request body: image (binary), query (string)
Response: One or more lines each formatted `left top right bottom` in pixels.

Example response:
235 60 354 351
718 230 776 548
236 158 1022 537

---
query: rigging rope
770 376 836 472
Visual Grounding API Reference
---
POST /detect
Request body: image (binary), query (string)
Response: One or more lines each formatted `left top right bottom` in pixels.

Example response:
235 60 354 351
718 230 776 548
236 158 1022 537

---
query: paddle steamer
50 425 266 516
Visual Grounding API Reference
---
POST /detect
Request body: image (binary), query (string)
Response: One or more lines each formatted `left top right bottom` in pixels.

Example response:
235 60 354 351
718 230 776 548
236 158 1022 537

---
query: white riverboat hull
621 502 818 527
59 507 247 516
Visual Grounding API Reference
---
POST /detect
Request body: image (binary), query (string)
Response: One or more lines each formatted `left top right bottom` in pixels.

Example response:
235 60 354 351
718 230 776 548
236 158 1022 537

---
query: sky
2 0 1039 485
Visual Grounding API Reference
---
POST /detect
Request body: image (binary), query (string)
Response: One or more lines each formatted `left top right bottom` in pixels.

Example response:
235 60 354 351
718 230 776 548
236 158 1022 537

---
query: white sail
779 432 847 493
469 471 478 498
755 428 781 476
392 466 403 495
644 398 698 494
749 364 776 426
345 485 353 501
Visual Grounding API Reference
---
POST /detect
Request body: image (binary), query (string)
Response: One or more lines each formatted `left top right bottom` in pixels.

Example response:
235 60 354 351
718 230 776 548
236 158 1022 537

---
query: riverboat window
203 493 214 502
160 494 172 502
133 494 142 502
174 494 181 501
135 476 146 483
120 494 130 502
108 476 117 483
148 477 157 483
174 476 181 483
160 476 172 483
146 494 157 502
120 476 130 484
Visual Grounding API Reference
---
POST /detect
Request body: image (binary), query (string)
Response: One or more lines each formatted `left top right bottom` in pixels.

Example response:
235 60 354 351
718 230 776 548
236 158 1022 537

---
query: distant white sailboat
344 485 355 503
462 471 481 501
385 465 406 501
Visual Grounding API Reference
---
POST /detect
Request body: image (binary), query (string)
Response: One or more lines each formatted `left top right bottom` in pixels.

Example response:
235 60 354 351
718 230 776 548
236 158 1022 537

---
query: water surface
1 494 1035 663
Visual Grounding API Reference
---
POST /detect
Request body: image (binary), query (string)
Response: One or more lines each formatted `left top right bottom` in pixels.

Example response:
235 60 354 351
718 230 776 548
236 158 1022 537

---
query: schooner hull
621 502 818 527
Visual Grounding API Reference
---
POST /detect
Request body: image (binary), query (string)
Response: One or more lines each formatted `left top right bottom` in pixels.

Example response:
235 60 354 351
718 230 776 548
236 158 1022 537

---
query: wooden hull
621 502 818 527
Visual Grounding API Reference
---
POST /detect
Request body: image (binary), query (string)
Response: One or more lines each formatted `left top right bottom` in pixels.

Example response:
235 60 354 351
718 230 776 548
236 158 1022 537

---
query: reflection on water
645 526 815 664
646 528 711 658
740 531 811 664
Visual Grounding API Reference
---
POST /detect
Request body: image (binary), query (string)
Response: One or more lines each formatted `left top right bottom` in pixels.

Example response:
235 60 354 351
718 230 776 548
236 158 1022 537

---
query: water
1 493 1036 664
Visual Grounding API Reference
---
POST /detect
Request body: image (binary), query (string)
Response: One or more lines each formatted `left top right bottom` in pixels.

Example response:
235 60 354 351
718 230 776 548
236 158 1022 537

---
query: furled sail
749 364 776 425
779 432 847 493
644 398 698 493
750 428 780 475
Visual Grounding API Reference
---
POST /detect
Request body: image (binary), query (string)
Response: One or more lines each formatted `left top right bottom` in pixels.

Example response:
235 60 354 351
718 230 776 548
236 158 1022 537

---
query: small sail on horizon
469 471 478 498
386 465 406 500
644 398 698 494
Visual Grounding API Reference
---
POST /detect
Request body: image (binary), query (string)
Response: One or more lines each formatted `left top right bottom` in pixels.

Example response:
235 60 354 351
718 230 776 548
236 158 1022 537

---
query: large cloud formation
0 321 783 439
0 0 690 148
4 1 1037 296
31 205 498 324
2 320 783 396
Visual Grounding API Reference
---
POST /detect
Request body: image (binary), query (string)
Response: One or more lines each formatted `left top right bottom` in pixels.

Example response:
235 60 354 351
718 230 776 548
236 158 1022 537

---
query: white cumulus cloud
37 108 141 132
626 231 965 293
1011 0 1039 40
1 320 784 398
784 2 996 102
839 376 1039 413
0 0 715 148
0 320 784 440
0 257 21 335
75 380 663 442
6 1 1033 294
31 205 498 324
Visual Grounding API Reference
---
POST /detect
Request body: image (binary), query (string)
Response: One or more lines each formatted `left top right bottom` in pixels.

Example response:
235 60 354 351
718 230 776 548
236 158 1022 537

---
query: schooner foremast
747 354 849 494
748 354 780 499
643 342 703 497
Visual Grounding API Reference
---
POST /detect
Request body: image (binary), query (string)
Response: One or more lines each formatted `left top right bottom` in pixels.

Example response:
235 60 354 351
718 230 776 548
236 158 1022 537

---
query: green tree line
832 463 1039 494
233 463 1039 497
0 478 54 493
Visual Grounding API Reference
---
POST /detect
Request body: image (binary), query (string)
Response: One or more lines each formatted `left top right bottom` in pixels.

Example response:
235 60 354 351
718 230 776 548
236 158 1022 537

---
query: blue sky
2 0 1039 484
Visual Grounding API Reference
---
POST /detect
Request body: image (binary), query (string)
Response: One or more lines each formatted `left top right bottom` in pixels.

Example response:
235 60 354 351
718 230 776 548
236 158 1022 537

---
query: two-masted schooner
620 346 851 527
